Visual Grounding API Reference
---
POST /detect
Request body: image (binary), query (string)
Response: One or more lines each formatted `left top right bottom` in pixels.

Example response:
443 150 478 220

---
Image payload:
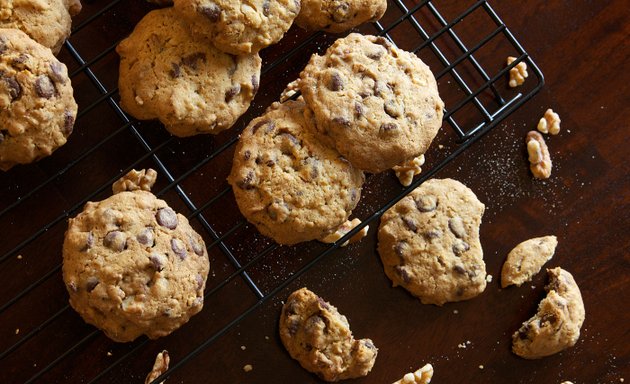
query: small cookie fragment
378 178 487 305
507 56 528 87
538 109 561 135
501 235 557 288
279 288 378 381
112 169 158 194
392 363 434 384
296 0 387 33
526 131 552 179
320 218 368 247
393 154 425 187
512 267 585 359
145 350 169 384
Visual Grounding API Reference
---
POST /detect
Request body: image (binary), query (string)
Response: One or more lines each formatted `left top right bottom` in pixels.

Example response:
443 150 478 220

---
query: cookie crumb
479 365 484 370
486 274 493 283
107 351 113 357
453 309 459 314
458 342 466 349
265 336 270 340
240 345 246 351
17 255 23 260
438 144 444 149
15 328 19 335
243 364 253 372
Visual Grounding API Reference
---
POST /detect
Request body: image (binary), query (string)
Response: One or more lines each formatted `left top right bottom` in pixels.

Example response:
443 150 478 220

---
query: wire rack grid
0 0 543 382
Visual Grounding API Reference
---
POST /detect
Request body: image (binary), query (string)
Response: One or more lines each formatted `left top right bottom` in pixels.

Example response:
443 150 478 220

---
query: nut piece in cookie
378 178 487 305
63 174 209 342
228 99 364 245
173 0 301 55
501 235 557 288
0 28 78 171
319 218 368 247
116 8 262 137
296 0 387 34
112 169 158 194
512 267 585 359
392 363 434 384
145 350 169 384
299 33 444 173
279 288 378 381
526 131 552 179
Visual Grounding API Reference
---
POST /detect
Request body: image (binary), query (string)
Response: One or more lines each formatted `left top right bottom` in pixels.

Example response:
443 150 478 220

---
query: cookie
0 28 77 171
279 287 378 381
173 0 300 55
295 0 387 33
0 0 81 55
378 178 487 305
228 99 364 245
512 267 585 359
299 33 444 173
62 169 210 342
117 8 261 137
501 235 557 288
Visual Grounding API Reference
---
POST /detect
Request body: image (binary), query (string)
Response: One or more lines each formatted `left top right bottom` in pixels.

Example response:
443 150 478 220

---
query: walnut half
392 363 434 384
145 350 169 384
507 56 528 87
320 218 368 247
526 131 552 179
537 108 561 135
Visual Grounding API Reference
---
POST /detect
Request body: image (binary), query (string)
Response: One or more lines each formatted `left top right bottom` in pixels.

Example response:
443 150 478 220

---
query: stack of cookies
0 1 81 170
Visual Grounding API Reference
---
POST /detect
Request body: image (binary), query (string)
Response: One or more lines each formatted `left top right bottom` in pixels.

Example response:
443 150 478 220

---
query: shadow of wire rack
0 0 543 382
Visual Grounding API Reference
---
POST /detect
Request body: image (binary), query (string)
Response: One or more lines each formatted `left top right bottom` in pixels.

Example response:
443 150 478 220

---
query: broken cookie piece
112 168 158 194
392 363 433 384
512 267 585 359
501 236 558 288
279 288 377 381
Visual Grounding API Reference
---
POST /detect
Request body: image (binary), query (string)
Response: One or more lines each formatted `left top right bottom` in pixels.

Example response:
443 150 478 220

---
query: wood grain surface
0 0 628 383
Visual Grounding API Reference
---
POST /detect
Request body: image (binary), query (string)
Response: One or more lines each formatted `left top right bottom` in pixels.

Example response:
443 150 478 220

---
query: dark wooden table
0 0 628 383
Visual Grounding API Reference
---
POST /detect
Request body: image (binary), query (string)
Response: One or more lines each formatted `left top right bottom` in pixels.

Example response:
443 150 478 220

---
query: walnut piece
112 168 158 194
145 350 169 384
320 218 368 247
280 79 299 102
392 363 434 384
526 131 552 179
537 108 561 135
393 154 425 187
507 56 528 87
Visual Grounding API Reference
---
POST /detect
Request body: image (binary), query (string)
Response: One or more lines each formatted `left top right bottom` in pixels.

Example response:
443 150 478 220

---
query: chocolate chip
402 217 417 232
49 61 66 84
452 239 470 256
150 253 165 272
367 50 383 60
332 117 351 126
329 72 344 91
332 3 350 22
225 84 241 102
278 132 299 153
384 100 402 118
363 340 376 350
252 74 259 94
243 150 251 161
63 110 75 136
156 207 178 229
287 319 300 335
425 229 442 239
236 170 255 190
4 77 22 100
11 54 28 66
448 216 466 238
415 195 437 212
251 119 271 134
317 297 330 310
104 230 126 251
199 3 221 22
189 234 205 256
169 63 181 79
541 313 558 324
453 265 466 275
0 37 6 54
67 281 78 292
394 241 407 258
137 227 155 247
262 0 270 16
35 75 55 98
86 277 99 292
171 238 187 260
266 159 275 167
379 122 398 134
0 130 5 143
354 102 365 117
395 265 411 283
81 232 94 252
227 55 238 75
196 274 204 289
285 300 298 315
181 52 206 70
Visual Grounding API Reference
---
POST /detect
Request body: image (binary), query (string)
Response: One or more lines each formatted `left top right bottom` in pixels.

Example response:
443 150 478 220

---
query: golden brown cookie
501 235 557 288
296 0 387 33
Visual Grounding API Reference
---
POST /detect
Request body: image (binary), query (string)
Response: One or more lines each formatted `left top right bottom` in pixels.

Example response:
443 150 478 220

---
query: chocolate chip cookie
296 0 387 33
62 169 209 342
228 99 364 245
512 267 585 359
117 8 261 137
173 0 301 55
0 28 77 171
501 235 557 288
279 288 378 381
0 0 81 55
378 178 487 305
299 33 444 173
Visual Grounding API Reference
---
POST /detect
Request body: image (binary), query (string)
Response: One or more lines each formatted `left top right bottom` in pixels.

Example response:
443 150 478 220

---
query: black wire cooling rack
0 0 543 382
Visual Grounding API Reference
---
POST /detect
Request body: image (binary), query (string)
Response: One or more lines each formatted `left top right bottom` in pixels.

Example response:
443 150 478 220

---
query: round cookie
173 0 301 55
227 99 364 245
0 0 81 55
299 33 444 173
62 170 210 343
279 287 378 381
512 267 585 359
378 178 487 305
117 8 262 137
296 0 387 33
0 28 77 171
